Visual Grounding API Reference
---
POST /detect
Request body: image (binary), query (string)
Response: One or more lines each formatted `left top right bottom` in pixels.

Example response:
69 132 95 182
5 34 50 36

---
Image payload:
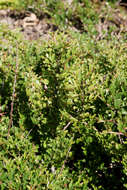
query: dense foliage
0 0 127 189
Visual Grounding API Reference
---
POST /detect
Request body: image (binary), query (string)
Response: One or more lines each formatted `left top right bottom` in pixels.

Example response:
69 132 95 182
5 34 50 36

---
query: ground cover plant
0 0 127 189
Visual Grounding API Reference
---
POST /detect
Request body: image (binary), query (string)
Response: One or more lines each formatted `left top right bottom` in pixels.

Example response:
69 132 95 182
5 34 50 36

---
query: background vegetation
0 0 127 189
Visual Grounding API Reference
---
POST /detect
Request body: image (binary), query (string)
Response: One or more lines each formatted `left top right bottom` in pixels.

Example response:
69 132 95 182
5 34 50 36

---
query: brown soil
95 1 127 40
1 1 127 41
0 9 58 40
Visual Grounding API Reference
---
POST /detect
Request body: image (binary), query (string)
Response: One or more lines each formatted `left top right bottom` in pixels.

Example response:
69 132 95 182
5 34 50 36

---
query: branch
57 135 74 178
106 131 125 136
8 45 19 138
63 121 71 131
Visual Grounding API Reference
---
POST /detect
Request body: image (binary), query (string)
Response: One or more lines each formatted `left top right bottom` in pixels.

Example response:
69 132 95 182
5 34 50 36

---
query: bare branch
63 121 71 131
106 131 125 136
8 44 19 138
57 135 74 178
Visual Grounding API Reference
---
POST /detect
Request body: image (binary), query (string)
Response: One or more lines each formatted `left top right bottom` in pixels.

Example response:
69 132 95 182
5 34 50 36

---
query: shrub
0 14 127 190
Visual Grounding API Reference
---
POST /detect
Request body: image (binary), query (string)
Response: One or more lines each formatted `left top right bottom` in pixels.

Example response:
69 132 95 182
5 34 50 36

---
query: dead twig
119 3 127 7
25 128 34 139
106 131 127 144
8 45 19 138
63 121 71 131
0 112 6 117
57 135 74 178
106 131 125 136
